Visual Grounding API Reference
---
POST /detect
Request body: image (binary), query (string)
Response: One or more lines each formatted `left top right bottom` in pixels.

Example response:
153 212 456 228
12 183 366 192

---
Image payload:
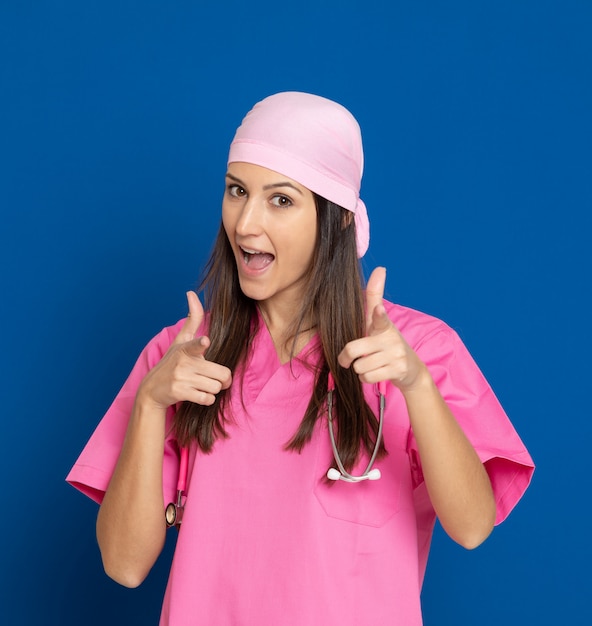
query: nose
235 196 265 237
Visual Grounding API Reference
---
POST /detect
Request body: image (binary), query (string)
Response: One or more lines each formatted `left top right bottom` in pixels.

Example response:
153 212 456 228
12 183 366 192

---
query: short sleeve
408 326 534 525
65 320 186 506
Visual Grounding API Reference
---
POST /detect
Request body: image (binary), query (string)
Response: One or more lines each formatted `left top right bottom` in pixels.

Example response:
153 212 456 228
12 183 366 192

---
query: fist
338 267 427 391
137 292 232 410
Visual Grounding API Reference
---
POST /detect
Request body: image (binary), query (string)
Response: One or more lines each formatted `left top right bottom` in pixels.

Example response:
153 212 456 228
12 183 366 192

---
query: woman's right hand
137 291 232 411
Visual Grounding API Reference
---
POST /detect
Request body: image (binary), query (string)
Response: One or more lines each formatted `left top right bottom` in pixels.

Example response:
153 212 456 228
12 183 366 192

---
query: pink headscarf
227 92 370 257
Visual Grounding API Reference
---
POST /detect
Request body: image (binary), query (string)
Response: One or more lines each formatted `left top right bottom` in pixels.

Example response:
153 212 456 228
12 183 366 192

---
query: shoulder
383 300 491 392
142 320 183 362
383 300 457 350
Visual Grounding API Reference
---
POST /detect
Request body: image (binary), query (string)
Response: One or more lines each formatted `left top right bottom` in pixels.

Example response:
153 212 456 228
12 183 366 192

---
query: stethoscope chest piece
165 493 185 528
165 447 189 528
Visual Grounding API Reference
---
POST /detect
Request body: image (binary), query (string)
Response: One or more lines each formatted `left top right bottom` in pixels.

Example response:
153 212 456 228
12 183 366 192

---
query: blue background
1 1 590 624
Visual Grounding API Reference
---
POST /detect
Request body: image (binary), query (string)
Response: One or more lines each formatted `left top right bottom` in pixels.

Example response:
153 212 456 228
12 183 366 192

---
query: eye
270 194 292 208
227 184 246 198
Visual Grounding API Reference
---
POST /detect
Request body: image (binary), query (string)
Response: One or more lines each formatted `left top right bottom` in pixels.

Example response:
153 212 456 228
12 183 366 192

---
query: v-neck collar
239 309 322 405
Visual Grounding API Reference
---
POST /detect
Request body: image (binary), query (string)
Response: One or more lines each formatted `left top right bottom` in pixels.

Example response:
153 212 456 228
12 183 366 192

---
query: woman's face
222 162 318 317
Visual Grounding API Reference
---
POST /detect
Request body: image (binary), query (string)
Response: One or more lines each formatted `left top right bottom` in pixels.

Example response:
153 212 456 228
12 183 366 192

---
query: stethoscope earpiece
326 466 382 483
367 468 381 480
327 468 342 481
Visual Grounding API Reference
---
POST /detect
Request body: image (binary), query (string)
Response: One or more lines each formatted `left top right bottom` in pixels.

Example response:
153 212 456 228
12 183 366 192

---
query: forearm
403 368 496 549
96 398 168 587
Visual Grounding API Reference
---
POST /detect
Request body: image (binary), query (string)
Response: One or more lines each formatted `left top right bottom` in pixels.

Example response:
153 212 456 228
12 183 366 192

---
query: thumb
368 303 391 336
173 291 205 345
365 267 386 334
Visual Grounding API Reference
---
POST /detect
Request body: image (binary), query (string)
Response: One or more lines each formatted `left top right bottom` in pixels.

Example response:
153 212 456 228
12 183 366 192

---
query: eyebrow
225 172 304 196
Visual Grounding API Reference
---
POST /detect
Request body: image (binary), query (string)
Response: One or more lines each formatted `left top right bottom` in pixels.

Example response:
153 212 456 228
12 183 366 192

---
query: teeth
240 246 264 264
241 246 259 265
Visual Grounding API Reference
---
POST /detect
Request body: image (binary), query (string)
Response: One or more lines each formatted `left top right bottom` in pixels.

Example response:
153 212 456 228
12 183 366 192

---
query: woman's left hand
338 267 429 392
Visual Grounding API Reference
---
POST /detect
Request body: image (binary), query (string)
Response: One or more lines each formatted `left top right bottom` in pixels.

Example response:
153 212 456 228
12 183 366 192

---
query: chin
236 278 269 303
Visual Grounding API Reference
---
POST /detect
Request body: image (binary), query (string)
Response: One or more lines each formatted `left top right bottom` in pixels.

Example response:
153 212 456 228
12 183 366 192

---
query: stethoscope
326 372 386 482
165 374 386 525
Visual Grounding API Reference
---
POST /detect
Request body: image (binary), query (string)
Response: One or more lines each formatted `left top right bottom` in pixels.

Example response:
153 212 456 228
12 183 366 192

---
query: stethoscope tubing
326 373 385 482
177 446 189 492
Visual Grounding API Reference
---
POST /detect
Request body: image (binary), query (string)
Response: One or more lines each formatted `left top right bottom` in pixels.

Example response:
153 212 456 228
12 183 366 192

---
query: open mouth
240 246 275 270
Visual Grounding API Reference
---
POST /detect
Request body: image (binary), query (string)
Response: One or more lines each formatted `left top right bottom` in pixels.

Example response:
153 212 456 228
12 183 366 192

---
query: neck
257 302 315 365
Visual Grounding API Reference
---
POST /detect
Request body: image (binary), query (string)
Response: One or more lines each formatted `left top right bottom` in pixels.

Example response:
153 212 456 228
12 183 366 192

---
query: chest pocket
313 422 413 528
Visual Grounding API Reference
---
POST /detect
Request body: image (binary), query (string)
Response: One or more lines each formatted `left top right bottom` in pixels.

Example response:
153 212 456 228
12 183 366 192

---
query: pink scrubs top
67 301 534 625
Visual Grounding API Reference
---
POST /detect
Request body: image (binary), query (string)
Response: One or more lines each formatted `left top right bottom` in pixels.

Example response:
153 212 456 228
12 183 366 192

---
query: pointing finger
183 335 233 388
365 267 386 333
183 335 211 359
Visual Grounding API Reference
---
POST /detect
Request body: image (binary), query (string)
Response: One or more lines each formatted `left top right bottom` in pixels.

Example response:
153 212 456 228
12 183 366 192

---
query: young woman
67 92 534 625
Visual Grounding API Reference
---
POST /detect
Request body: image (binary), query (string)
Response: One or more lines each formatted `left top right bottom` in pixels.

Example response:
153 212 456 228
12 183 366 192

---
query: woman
67 92 534 625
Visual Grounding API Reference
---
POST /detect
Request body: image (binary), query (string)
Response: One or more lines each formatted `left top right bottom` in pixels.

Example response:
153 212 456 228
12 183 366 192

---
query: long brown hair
174 194 385 471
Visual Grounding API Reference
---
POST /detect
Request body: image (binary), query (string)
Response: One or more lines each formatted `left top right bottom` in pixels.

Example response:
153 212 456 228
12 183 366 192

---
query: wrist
134 384 169 416
398 364 435 397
